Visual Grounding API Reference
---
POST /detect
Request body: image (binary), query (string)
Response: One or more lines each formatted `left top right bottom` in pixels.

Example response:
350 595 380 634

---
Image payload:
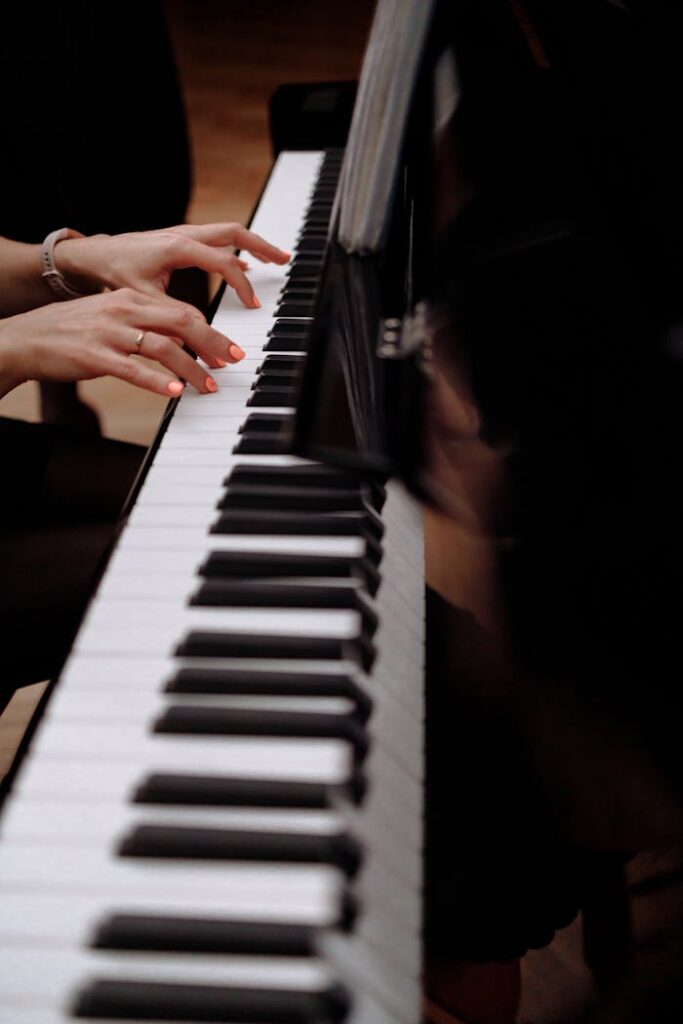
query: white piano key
47 687 354 721
82 601 361 639
0 948 334 1006
116 528 367 557
0 889 340 946
13 748 350 801
29 727 352 776
0 847 343 907
0 798 342 843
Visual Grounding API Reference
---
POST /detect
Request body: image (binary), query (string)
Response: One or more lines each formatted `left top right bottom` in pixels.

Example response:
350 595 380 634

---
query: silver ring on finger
132 329 146 352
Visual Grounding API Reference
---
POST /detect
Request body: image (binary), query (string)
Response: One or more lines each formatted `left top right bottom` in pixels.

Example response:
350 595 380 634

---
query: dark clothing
0 416 143 706
0 1 191 242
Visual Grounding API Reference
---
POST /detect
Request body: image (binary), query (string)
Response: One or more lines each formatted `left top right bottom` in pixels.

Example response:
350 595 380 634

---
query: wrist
0 320 29 397
52 235 108 295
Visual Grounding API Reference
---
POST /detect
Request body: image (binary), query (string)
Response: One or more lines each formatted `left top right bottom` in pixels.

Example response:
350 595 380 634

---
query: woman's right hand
0 287 245 399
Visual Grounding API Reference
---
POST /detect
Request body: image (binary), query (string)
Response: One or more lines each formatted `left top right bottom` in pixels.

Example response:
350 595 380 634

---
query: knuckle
172 306 195 330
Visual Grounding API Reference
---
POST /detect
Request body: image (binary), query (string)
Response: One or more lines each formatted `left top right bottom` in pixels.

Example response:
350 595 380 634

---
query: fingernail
205 376 218 393
229 343 245 360
215 358 227 367
252 296 262 309
168 381 184 396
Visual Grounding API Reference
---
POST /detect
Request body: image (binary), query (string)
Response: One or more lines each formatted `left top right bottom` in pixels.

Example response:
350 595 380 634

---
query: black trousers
0 416 144 708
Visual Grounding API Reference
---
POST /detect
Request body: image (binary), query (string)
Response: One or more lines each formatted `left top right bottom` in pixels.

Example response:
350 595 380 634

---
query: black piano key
73 979 351 1022
247 387 297 407
211 510 383 551
279 290 317 304
133 772 366 809
255 369 301 388
226 462 360 489
154 707 369 758
118 826 363 877
295 237 327 255
239 412 293 433
199 551 380 595
93 915 318 956
166 668 373 719
190 579 379 631
232 432 289 455
217 484 370 512
258 355 304 371
284 267 321 285
263 334 309 352
275 300 315 318
253 365 301 380
174 632 377 672
223 465 386 517
268 318 311 334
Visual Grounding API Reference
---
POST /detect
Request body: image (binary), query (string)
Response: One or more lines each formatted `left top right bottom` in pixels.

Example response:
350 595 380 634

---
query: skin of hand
0 288 246 400
54 223 291 309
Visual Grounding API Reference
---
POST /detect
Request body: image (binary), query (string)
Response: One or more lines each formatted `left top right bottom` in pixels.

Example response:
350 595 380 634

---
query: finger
159 238 259 308
170 223 290 264
133 331 218 394
121 304 245 367
95 347 186 398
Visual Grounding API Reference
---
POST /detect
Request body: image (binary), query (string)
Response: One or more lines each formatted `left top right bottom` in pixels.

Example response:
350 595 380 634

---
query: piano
0 78 426 1024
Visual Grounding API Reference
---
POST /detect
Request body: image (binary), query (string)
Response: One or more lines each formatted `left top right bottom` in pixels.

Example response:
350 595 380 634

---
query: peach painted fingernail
252 296 262 309
205 376 218 393
168 381 184 396
214 358 227 368
229 343 245 360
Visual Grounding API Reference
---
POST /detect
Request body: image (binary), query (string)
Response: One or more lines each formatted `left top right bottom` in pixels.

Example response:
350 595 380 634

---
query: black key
250 368 299 385
118 826 364 877
285 266 322 284
268 318 311 334
154 707 369 758
232 432 289 455
166 668 373 719
73 979 351 1022
295 237 326 255
224 464 386 517
239 412 293 433
134 772 366 808
247 387 296 406
258 355 304 371
255 369 301 388
226 462 361 489
190 579 379 633
211 510 383 550
263 335 308 352
217 484 370 512
93 915 319 955
199 550 380 595
275 300 315 318
174 632 377 671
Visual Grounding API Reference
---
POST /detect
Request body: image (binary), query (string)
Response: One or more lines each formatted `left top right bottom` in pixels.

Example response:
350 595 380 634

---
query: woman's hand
0 288 245 399
55 223 290 308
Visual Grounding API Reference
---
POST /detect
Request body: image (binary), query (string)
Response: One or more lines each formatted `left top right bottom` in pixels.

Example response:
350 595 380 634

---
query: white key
0 948 334 1006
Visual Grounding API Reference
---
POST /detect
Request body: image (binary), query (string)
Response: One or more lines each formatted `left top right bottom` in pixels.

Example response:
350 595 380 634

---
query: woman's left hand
55 223 290 309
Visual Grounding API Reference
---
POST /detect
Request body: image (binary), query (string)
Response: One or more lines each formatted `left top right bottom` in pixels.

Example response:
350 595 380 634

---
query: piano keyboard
0 151 425 1023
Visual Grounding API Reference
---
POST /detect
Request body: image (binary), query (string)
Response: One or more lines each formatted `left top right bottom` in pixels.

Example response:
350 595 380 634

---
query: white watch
41 227 91 300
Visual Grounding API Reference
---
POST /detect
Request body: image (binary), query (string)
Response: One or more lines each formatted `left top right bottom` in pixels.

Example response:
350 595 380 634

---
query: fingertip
168 381 184 396
205 376 218 393
252 296 262 309
228 343 245 361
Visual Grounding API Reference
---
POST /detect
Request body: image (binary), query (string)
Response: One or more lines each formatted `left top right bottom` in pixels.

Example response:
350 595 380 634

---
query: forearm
0 237 58 316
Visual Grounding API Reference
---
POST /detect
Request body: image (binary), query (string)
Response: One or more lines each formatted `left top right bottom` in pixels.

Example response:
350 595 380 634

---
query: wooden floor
0 4 600 1020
